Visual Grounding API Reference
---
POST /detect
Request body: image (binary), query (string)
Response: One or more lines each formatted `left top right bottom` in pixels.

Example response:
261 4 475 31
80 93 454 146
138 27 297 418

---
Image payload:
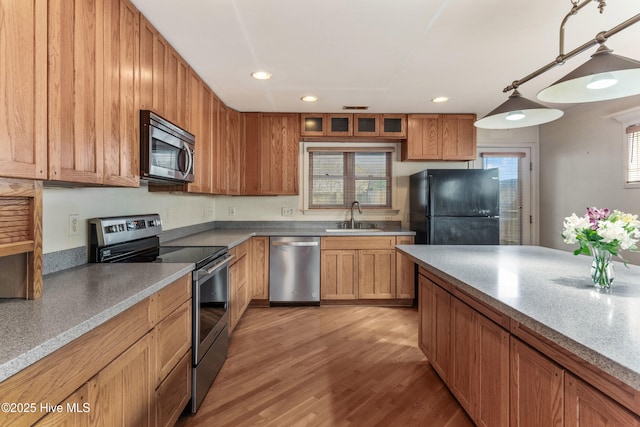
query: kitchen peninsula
396 244 640 425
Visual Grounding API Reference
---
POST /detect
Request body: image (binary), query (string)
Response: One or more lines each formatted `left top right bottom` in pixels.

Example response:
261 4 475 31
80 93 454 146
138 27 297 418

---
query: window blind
308 150 392 209
627 124 640 183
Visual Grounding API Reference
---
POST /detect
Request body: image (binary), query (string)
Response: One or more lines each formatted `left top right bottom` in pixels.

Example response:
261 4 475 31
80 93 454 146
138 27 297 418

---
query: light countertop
395 244 640 391
165 227 414 248
0 263 193 383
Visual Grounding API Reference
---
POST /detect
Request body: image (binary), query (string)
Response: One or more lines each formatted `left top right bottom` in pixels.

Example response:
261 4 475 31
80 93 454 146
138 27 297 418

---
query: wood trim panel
321 236 396 250
511 319 640 416
0 298 153 426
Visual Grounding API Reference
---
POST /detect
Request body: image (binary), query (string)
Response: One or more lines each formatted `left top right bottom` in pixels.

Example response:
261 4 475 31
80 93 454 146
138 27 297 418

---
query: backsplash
43 220 402 275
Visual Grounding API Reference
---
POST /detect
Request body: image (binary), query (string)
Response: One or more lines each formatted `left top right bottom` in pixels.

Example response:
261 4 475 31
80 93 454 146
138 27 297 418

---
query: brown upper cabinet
140 15 189 131
0 0 48 180
1 0 140 186
402 114 477 161
48 0 104 184
301 113 406 139
102 0 140 187
243 113 300 196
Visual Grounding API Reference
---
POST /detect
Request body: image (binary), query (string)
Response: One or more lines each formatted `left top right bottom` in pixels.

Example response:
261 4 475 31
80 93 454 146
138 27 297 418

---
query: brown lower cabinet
565 373 640 426
320 236 414 302
510 337 564 426
418 267 640 426
250 236 270 302
451 297 510 427
229 240 250 333
0 273 192 427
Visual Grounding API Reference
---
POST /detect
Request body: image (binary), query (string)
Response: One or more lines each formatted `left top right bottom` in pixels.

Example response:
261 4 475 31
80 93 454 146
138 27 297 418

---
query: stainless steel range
89 214 231 413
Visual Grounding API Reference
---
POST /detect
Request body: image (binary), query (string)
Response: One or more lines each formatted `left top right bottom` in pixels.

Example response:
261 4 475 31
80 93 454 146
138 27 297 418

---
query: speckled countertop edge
164 227 414 248
396 244 640 391
0 263 193 383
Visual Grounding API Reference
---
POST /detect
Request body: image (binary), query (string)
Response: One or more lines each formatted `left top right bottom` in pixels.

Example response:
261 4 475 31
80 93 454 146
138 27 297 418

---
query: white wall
539 94 640 265
43 183 216 253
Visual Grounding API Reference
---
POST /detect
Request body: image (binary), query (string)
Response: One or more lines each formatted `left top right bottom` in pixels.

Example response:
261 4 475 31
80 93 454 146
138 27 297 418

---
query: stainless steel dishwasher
269 236 320 304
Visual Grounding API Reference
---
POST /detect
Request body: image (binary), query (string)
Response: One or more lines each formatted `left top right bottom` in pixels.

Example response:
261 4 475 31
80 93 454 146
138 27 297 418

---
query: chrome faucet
350 201 362 229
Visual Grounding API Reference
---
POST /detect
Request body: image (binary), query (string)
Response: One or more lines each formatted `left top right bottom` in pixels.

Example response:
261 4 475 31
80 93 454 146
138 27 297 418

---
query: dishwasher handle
271 241 319 247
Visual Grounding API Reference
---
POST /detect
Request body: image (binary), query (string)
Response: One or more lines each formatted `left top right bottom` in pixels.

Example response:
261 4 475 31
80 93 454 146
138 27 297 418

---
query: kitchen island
396 244 640 424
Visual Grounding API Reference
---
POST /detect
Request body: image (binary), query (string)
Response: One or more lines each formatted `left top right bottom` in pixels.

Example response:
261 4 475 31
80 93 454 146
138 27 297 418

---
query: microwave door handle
183 141 193 178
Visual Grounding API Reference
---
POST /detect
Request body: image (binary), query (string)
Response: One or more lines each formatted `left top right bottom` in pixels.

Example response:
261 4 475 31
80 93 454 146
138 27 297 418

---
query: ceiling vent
342 105 369 110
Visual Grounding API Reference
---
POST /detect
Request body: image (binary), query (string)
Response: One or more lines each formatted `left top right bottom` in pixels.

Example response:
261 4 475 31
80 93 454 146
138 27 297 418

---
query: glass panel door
473 148 532 245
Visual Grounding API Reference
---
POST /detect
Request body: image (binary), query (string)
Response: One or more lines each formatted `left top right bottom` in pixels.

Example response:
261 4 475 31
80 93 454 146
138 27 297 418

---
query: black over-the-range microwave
140 110 195 184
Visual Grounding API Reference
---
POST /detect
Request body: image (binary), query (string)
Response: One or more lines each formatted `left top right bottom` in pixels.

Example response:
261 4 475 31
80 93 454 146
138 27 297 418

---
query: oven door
193 254 231 363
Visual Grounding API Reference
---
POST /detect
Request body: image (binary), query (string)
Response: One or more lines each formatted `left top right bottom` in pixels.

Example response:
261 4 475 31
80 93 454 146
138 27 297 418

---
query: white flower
562 213 590 244
597 220 627 245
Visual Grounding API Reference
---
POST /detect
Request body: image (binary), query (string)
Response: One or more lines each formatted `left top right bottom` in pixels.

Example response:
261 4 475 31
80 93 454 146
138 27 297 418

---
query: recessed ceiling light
301 95 318 102
431 96 449 103
251 71 272 80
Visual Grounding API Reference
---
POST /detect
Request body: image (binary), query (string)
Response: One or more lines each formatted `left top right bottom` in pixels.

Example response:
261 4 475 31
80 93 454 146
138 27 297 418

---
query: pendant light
474 0 640 130
474 90 564 129
537 44 640 103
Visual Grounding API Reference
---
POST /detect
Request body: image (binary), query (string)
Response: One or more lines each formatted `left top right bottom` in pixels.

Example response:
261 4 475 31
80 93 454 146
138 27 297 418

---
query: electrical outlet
68 214 79 236
281 207 295 216
165 209 172 225
229 207 236 216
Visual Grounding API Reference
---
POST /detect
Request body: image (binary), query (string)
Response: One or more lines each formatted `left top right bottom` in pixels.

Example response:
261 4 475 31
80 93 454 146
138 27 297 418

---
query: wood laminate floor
176 306 472 427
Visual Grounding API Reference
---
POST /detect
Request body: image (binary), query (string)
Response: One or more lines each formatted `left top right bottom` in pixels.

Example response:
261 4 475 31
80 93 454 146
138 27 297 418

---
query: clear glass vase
590 246 614 289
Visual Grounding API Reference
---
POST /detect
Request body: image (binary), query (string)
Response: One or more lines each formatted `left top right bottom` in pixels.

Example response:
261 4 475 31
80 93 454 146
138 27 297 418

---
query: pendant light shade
474 90 564 129
537 44 640 103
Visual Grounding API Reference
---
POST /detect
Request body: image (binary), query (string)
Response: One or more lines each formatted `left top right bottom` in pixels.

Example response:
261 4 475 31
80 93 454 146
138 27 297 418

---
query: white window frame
300 142 400 215
472 140 539 246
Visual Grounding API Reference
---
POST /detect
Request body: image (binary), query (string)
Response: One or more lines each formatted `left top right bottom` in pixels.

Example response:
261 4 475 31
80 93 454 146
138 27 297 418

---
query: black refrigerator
409 169 500 245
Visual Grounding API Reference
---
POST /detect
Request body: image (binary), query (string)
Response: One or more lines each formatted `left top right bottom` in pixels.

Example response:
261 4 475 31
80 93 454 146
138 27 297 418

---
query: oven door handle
206 254 234 275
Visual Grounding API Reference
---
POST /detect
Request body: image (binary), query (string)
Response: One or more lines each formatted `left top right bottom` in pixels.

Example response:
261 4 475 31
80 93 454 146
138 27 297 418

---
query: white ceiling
129 0 640 119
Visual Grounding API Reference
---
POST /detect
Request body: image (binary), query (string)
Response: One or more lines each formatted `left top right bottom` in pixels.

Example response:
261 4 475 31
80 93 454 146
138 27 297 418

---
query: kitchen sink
326 221 383 232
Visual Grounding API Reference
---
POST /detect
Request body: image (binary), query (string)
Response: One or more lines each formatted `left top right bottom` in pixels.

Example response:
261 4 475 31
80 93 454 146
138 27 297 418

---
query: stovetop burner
156 246 227 268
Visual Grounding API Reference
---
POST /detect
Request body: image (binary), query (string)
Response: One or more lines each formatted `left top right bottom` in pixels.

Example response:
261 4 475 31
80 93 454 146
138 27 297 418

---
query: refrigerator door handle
427 174 433 218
